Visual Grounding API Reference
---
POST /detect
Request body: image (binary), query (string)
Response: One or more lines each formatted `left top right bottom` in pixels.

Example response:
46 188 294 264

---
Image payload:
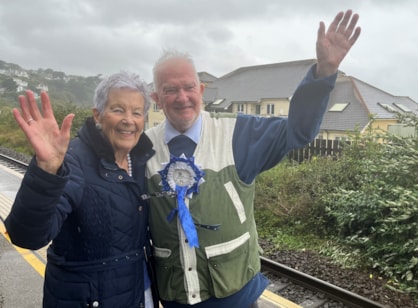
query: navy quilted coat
5 117 155 307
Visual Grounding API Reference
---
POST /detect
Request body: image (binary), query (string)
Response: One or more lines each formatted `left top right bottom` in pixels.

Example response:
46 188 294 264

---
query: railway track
0 150 395 307
0 152 28 173
261 256 386 307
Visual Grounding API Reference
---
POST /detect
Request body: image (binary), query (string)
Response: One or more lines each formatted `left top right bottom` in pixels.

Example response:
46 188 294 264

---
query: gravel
259 238 417 308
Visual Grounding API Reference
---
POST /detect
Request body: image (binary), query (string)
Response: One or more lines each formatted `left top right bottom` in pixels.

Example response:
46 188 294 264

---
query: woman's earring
95 123 102 130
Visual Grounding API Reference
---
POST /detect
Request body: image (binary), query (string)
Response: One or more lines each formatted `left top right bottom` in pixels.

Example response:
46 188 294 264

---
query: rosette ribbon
159 154 205 248
175 185 199 247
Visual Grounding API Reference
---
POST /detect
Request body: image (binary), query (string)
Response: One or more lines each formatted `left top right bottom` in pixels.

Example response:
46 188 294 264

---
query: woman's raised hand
12 91 75 174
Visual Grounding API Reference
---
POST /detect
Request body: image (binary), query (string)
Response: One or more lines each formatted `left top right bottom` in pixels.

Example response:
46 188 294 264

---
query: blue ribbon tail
176 186 199 248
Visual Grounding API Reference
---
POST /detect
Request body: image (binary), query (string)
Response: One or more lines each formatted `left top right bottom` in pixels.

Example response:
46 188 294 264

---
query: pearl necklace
127 153 132 176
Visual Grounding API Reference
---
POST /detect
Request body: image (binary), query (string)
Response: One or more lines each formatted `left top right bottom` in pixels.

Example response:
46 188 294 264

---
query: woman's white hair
93 71 151 115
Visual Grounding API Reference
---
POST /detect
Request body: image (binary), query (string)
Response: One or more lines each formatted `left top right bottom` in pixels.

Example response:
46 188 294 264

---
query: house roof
204 59 317 110
203 59 418 133
320 75 370 132
351 77 418 118
149 71 218 93
322 76 418 133
198 71 217 84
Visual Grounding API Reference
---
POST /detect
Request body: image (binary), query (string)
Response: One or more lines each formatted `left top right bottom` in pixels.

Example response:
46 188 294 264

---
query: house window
267 104 275 115
212 99 224 105
393 103 412 113
378 102 397 113
329 103 349 112
255 105 261 115
153 103 159 111
237 104 244 113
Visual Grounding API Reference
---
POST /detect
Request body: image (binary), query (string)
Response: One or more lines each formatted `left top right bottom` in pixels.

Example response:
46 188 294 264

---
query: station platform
0 164 300 308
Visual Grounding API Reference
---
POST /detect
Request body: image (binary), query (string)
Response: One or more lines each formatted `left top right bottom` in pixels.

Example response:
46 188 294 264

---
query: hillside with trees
0 59 101 108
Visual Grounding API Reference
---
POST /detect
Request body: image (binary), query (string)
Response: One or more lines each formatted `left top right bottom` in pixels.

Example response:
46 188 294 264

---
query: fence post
287 138 349 163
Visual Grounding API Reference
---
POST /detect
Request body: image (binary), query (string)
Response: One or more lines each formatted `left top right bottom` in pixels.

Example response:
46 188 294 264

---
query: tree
1 78 17 92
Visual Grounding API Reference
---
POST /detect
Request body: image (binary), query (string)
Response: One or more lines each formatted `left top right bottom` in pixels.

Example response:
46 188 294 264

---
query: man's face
152 58 204 133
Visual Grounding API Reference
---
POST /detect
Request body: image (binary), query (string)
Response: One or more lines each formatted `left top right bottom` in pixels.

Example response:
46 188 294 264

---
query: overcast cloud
1 0 417 102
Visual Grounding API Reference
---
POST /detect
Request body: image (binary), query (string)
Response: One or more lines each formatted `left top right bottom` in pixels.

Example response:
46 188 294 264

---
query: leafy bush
0 103 91 156
255 113 418 293
324 129 418 291
255 145 363 235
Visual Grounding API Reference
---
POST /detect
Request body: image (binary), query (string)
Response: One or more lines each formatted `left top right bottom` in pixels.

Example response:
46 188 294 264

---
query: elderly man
146 10 361 308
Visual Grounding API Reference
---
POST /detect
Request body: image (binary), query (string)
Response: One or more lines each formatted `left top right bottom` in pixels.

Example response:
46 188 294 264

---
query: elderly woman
5 72 157 307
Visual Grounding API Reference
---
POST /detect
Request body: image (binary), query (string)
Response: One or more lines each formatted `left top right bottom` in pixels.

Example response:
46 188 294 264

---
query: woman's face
93 88 145 157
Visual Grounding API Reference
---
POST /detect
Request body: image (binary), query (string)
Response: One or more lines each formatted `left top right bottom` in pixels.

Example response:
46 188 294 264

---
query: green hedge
255 113 418 293
0 103 91 156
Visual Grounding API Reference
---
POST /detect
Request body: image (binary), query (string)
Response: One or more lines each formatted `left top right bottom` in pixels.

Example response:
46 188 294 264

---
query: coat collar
78 117 154 164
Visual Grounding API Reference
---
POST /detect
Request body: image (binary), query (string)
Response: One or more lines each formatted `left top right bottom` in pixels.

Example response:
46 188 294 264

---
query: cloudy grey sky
1 0 417 101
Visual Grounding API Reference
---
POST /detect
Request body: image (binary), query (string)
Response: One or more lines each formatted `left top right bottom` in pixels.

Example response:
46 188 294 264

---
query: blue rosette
159 154 205 247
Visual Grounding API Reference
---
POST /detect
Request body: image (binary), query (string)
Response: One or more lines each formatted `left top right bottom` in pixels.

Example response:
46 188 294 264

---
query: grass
255 208 367 269
256 208 326 250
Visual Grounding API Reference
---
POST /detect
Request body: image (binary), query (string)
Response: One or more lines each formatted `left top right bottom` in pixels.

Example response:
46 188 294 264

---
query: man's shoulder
146 122 165 134
204 111 238 120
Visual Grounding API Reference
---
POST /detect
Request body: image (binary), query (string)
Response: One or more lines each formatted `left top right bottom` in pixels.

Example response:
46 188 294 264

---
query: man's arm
233 65 336 184
233 9 361 184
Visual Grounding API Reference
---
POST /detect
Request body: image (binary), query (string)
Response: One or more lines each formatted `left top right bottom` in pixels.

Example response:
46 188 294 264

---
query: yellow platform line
1 216 46 278
261 289 302 308
0 168 46 276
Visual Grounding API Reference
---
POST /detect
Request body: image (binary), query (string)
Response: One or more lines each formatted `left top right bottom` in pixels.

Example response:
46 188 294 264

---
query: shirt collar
164 114 202 144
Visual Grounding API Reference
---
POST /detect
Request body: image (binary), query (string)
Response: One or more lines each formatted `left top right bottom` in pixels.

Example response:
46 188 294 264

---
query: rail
0 153 29 170
260 256 386 308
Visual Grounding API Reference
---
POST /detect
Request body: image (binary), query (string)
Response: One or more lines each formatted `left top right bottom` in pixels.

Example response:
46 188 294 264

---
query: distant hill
0 59 101 107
